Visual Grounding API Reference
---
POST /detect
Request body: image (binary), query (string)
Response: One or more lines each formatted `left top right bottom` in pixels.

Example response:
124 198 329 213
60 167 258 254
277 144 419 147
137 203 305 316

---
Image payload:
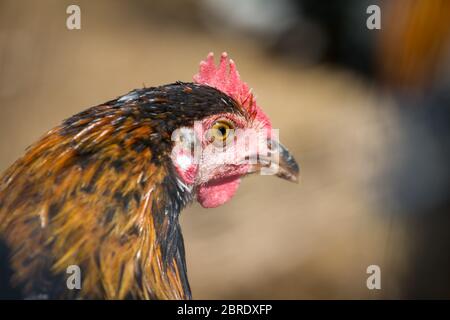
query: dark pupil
218 126 227 136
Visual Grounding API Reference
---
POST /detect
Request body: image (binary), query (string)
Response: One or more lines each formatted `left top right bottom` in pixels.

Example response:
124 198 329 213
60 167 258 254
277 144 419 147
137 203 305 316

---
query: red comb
193 52 271 128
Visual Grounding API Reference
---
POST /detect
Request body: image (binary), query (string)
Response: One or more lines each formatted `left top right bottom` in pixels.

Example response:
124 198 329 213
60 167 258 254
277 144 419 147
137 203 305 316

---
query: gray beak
249 139 300 183
269 139 300 183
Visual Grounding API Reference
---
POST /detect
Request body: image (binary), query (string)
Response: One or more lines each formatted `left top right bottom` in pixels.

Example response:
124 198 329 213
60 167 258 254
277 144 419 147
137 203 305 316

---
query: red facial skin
172 112 270 208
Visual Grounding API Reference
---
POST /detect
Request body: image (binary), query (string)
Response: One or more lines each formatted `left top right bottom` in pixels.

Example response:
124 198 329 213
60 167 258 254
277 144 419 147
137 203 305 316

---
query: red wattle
197 176 241 208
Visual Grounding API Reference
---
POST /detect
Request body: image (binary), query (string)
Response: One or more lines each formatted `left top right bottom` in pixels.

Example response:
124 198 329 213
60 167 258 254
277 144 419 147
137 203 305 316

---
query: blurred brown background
1 0 449 299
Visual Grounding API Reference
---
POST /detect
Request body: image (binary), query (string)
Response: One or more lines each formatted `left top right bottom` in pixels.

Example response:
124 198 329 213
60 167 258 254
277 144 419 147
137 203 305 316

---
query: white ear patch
176 154 192 170
171 126 199 185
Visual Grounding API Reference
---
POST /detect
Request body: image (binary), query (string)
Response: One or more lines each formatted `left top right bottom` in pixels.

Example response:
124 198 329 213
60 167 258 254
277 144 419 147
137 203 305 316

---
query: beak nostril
266 138 279 152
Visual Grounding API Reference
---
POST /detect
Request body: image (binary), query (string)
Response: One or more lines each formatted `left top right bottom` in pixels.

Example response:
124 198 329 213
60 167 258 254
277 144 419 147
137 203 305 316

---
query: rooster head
171 52 299 208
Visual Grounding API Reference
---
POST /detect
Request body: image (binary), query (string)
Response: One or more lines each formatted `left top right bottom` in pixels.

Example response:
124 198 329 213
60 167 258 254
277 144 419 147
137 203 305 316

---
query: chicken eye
210 120 234 144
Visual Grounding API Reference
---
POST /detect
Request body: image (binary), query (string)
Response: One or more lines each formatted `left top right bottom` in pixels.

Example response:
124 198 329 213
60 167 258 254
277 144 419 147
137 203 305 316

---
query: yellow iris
211 120 234 144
